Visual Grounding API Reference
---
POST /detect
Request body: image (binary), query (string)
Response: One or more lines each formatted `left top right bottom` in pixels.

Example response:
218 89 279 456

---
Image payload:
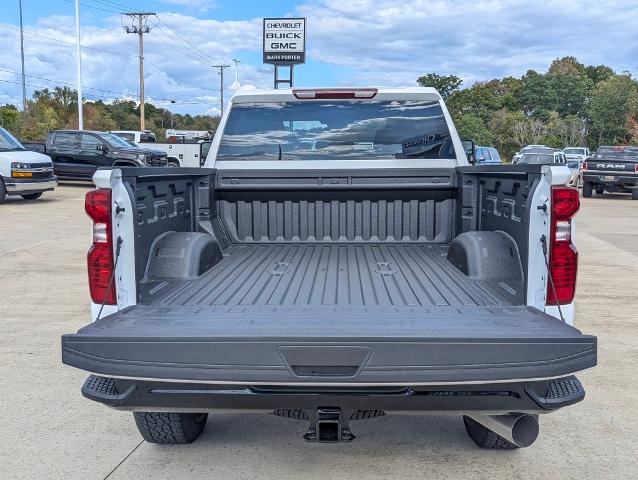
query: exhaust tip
511 414 539 448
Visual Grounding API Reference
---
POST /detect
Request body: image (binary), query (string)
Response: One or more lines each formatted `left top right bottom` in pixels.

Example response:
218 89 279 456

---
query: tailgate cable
540 234 565 322
96 236 124 321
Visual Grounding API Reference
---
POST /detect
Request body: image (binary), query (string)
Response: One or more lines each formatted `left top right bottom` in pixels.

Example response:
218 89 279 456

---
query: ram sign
263 18 306 65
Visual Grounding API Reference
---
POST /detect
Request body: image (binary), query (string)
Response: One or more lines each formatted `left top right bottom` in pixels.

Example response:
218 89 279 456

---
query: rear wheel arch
167 157 180 167
112 160 139 167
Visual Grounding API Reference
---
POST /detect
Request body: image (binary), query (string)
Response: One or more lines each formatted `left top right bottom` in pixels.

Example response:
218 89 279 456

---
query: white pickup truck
0 127 57 203
110 130 211 168
62 88 596 448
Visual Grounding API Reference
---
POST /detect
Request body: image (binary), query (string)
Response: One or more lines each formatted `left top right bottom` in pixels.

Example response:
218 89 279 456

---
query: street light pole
74 0 83 129
232 58 240 93
18 0 27 111
170 99 175 129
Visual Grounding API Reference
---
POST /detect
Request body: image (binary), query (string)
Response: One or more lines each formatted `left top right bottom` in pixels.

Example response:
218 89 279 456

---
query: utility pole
170 99 175 129
74 0 83 129
18 0 27 111
123 13 154 130
232 58 241 93
213 64 230 115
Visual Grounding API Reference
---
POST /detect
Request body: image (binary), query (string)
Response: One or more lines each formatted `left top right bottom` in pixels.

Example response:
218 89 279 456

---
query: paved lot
1 185 637 479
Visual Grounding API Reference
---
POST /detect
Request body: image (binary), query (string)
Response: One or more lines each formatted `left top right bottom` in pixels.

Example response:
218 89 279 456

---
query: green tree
588 75 638 148
454 113 492 145
417 73 462 99
585 65 615 86
0 104 21 134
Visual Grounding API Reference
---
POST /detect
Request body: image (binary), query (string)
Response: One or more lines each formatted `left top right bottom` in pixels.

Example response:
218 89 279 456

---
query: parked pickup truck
26 130 168 181
0 127 57 202
62 88 596 449
582 145 638 199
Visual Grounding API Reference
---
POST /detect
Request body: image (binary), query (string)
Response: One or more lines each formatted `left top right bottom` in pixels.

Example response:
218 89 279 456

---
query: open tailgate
62 305 596 385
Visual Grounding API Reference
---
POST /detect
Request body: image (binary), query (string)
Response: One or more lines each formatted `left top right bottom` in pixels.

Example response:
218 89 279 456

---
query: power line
0 78 213 107
90 0 134 11
155 15 218 64
0 23 138 58
0 67 131 96
153 25 215 64
148 30 216 69
61 0 122 15
0 24 220 95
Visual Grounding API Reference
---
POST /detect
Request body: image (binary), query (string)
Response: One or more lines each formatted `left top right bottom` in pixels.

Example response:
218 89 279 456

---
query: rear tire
632 189 638 200
21 192 43 200
133 412 208 444
582 182 593 198
167 160 180 167
0 179 6 203
462 416 519 449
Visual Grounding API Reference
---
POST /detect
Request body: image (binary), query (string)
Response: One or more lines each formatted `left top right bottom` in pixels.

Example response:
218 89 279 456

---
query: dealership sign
263 18 306 65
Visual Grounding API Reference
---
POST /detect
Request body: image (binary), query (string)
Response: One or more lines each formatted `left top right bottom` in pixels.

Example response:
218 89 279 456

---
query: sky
1 0 638 115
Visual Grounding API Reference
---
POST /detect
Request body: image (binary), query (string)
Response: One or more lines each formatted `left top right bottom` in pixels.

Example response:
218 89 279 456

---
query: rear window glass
53 132 78 149
115 132 135 141
564 148 586 155
519 153 555 164
217 100 456 161
595 146 638 158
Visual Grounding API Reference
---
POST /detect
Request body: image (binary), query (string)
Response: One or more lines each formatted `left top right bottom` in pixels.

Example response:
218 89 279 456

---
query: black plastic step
81 375 134 406
526 375 585 409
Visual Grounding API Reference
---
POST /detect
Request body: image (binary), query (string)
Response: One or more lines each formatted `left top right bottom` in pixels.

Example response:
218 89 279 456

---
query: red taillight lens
86 188 112 223
552 186 580 220
582 161 588 172
547 186 579 305
85 189 116 305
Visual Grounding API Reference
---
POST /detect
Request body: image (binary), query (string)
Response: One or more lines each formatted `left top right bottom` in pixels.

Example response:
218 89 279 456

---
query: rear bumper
81 374 587 415
61 305 597 386
583 173 637 188
4 177 57 193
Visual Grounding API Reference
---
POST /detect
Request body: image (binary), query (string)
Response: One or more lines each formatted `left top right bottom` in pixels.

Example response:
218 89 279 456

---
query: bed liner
142 244 519 308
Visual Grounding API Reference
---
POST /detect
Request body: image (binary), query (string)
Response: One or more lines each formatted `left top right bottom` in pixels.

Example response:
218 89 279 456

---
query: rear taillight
292 88 378 99
85 188 116 305
635 163 638 173
547 186 580 305
582 161 588 172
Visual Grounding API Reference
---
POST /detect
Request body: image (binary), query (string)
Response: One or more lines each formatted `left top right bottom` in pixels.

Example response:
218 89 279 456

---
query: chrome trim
4 178 57 193
89 370 591 387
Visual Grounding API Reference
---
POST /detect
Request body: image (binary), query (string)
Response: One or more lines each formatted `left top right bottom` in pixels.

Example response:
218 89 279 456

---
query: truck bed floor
147 244 517 308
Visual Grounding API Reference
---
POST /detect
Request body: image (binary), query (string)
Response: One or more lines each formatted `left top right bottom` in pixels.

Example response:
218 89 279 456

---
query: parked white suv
0 127 57 203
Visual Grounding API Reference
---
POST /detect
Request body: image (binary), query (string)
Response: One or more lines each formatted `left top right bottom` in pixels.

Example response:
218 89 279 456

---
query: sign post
263 17 306 89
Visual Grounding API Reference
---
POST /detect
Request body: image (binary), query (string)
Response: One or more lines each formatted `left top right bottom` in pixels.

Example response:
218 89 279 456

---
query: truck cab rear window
217 100 456 161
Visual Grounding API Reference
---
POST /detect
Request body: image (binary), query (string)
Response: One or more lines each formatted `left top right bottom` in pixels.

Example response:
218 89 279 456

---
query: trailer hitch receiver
303 408 355 442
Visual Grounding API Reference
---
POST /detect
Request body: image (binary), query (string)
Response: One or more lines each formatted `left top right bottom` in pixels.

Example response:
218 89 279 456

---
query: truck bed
145 244 516 308
63 245 595 386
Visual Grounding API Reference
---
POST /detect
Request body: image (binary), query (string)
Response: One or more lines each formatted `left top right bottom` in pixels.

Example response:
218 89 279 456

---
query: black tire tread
462 416 518 449
0 178 6 203
582 181 592 198
133 412 208 444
